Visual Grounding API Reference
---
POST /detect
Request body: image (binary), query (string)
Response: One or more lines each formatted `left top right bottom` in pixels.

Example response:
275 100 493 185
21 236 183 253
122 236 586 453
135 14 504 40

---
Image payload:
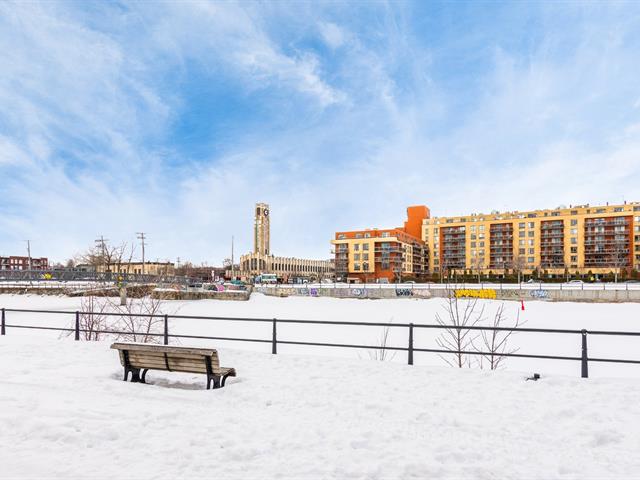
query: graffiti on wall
530 290 549 299
396 289 413 297
454 289 497 300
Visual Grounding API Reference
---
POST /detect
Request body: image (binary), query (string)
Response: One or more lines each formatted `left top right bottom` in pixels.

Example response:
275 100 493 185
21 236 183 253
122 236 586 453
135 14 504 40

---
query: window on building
363 253 369 260
571 210 578 215
363 263 369 270
614 207 623 212
478 233 485 239
354 254 360 261
519 230 525 237
353 244 359 251
596 208 605 213
519 240 525 246
571 238 577 244
571 255 578 262
571 247 578 253
529 248 535 254
479 241 485 247
354 263 360 271
527 231 534 237
571 219 578 226
364 232 371 238
519 222 525 229
363 244 369 251
382 232 390 238
471 242 476 248
338 234 345 239
355 233 363 239
528 257 535 263
528 240 534 246
519 248 525 255
528 222 535 228
470 234 476 240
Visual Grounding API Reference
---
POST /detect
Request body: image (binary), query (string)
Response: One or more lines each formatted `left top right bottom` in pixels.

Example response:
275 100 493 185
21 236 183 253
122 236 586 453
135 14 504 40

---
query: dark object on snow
111 342 236 390
526 373 541 381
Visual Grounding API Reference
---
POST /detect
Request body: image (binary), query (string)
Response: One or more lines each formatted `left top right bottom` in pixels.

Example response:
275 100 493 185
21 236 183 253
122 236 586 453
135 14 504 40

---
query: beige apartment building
423 202 640 277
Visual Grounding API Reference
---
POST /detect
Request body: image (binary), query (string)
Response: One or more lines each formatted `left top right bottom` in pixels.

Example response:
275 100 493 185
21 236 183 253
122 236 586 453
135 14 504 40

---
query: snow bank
1 336 640 479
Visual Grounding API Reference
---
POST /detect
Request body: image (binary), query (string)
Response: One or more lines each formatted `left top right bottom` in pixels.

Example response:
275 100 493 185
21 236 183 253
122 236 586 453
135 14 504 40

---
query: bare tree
477 303 525 370
511 255 526 283
62 295 111 341
113 295 166 343
470 255 485 283
77 241 136 273
611 236 630 283
435 291 485 368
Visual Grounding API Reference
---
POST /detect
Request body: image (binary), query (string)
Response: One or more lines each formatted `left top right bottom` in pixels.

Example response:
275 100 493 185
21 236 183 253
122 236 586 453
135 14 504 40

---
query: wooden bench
111 343 236 389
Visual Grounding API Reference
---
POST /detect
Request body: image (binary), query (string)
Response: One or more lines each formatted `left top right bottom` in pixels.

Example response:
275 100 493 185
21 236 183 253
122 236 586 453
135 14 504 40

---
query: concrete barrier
256 286 640 303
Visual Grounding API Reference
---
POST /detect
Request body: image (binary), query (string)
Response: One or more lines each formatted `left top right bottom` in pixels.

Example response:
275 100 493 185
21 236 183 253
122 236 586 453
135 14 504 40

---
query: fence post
272 318 278 354
163 314 169 345
408 323 414 365
74 311 80 341
1 308 5 335
581 329 589 378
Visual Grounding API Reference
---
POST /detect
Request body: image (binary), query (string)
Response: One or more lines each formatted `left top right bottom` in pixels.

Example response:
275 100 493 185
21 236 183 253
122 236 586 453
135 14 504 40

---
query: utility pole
25 240 32 270
95 236 108 271
231 235 235 280
136 232 146 274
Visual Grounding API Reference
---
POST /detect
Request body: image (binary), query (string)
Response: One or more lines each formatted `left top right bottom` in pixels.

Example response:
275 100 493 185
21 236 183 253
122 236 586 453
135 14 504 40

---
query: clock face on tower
264 209 269 216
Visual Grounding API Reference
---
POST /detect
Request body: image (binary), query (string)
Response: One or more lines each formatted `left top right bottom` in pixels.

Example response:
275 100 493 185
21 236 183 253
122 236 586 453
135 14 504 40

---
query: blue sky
1 1 639 265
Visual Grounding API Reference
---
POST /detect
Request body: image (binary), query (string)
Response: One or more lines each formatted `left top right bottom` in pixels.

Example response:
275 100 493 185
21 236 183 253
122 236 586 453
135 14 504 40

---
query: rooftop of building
424 201 640 225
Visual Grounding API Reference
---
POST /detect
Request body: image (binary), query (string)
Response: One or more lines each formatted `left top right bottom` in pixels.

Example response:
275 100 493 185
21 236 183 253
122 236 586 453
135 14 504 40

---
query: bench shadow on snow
108 371 241 391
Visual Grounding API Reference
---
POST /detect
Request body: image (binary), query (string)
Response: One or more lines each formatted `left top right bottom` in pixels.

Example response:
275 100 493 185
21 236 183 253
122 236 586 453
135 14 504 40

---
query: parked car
567 280 584 284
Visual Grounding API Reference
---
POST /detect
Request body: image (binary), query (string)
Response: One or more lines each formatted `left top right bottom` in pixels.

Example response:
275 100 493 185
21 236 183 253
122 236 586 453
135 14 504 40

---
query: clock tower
254 202 270 255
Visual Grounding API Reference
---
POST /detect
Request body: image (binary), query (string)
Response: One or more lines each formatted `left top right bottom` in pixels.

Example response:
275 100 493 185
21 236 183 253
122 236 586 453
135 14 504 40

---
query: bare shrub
477 303 525 370
435 291 484 368
367 324 397 362
112 295 166 343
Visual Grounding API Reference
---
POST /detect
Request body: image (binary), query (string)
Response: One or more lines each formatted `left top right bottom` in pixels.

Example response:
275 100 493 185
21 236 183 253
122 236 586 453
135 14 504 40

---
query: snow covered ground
2 293 640 378
1 336 640 479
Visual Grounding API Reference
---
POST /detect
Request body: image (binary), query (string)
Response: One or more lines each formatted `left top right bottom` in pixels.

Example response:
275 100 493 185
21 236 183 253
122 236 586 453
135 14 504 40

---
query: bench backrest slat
112 343 222 375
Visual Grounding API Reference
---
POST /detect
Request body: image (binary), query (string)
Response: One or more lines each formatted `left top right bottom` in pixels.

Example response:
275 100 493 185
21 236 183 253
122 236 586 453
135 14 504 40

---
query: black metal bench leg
221 373 232 387
130 368 141 383
141 369 149 384
212 376 221 389
123 367 130 382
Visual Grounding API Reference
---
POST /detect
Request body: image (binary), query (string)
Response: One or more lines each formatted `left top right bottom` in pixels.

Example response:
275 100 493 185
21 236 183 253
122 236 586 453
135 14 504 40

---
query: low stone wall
152 289 251 301
256 286 640 303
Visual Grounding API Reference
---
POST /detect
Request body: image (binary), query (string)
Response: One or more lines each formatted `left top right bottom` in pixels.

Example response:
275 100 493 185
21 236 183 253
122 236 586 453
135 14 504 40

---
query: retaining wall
256 286 640 303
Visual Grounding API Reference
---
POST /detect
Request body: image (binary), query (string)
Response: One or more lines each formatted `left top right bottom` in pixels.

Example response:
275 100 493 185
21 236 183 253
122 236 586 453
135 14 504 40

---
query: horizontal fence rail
2 307 640 378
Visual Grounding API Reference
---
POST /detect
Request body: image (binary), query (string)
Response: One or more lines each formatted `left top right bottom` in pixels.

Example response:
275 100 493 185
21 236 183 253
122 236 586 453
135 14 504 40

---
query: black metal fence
2 307 640 378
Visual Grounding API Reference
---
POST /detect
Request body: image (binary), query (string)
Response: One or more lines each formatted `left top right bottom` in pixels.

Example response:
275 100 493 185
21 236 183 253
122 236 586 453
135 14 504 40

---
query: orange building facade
331 207 430 283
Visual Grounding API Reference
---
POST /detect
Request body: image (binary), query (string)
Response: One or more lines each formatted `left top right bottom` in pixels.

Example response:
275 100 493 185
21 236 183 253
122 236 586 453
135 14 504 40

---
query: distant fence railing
256 281 640 291
2 307 640 378
0 269 189 285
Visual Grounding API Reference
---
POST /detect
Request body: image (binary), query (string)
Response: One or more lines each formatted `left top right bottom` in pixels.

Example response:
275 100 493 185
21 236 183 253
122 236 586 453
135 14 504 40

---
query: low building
238 203 335 281
240 252 334 281
94 262 175 276
0 256 49 270
331 206 430 283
